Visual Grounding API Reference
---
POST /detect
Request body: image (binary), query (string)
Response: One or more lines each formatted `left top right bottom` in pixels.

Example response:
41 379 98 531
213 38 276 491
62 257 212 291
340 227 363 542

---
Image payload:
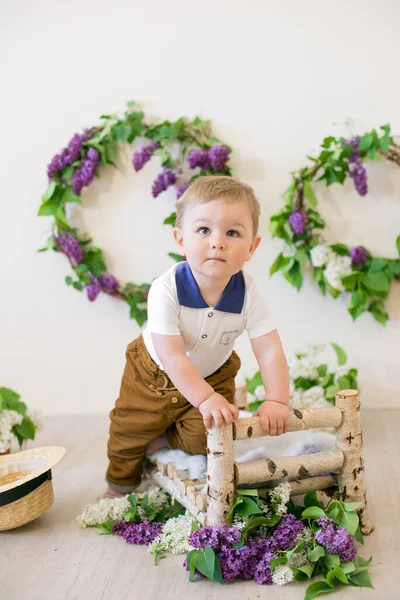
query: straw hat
0 446 65 531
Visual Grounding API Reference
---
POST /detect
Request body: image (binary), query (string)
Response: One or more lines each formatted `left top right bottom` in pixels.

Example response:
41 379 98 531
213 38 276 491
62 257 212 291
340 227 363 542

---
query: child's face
173 199 261 281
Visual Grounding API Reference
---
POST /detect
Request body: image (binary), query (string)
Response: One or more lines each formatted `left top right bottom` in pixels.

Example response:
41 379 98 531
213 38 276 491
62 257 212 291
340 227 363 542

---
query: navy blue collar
175 261 245 314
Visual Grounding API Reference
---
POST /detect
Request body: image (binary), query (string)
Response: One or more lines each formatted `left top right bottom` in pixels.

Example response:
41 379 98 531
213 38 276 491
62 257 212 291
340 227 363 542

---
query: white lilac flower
26 408 45 432
269 482 291 516
294 526 314 550
138 486 170 515
233 514 247 530
148 513 194 555
254 385 266 401
77 496 130 527
323 255 352 291
299 343 327 357
282 243 296 258
288 356 319 381
272 564 294 585
302 385 325 405
288 550 308 568
310 244 334 268
0 410 23 453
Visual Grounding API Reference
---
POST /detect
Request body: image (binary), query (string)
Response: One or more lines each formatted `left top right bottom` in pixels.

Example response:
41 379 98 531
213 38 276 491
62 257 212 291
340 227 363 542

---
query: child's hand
254 401 290 436
199 392 239 428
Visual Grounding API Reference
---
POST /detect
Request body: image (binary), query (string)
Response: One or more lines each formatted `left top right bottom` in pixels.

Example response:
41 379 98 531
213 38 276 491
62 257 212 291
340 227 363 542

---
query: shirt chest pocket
219 329 240 345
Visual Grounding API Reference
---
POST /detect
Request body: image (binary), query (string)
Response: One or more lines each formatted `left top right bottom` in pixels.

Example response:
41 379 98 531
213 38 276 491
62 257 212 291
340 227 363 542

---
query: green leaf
331 343 347 365
348 569 373 588
283 261 303 291
396 235 400 256
13 416 36 443
378 135 390 154
269 253 293 276
304 579 338 600
242 515 280 535
304 490 324 509
42 181 58 202
0 387 21 405
308 545 326 561
337 376 350 390
234 496 263 516
61 186 82 204
358 133 373 152
293 562 316 580
317 364 328 378
193 546 217 581
302 506 326 519
38 196 61 217
94 519 119 534
323 553 340 569
245 370 263 394
163 212 176 227
325 385 339 399
330 243 350 256
326 565 348 586
83 248 106 277
72 281 83 291
304 181 318 208
55 205 71 229
168 252 184 263
343 501 363 512
362 272 390 295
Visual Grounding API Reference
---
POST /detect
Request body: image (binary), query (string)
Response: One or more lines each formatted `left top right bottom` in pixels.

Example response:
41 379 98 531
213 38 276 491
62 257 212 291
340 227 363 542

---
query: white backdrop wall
1 0 399 414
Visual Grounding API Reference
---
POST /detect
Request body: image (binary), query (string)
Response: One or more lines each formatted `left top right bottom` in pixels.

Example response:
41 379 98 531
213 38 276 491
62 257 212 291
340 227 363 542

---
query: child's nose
210 234 225 249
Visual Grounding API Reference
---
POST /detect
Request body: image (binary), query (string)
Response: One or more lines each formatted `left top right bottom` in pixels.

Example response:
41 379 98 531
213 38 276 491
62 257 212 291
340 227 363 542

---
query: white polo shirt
142 261 277 378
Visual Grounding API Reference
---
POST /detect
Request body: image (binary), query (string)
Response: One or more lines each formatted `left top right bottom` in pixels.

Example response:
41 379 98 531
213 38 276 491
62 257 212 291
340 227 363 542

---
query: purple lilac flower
267 513 304 552
112 519 163 545
55 231 83 264
208 145 230 171
187 149 211 171
343 137 368 196
151 168 177 197
47 131 91 180
350 246 368 266
189 525 241 551
315 517 357 562
99 273 120 294
72 147 100 195
218 537 273 582
85 275 102 302
176 181 190 199
288 209 308 235
254 551 275 585
132 142 158 171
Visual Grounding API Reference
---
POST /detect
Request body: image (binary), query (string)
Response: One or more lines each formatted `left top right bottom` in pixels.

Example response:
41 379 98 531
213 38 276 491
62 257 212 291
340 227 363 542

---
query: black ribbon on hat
0 470 52 507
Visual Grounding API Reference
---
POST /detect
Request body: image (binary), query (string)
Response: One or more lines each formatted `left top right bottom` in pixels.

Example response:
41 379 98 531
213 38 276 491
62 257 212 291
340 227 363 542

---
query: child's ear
248 234 262 258
173 227 185 255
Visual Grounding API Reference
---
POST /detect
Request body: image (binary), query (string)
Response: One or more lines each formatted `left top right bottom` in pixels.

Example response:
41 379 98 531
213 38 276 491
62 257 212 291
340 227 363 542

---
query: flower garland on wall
38 102 233 325
245 343 357 413
78 484 373 598
269 125 400 325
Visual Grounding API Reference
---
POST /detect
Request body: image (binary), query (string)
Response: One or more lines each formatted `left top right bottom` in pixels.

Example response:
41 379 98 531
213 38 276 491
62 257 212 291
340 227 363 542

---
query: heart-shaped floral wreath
38 102 233 325
269 125 400 325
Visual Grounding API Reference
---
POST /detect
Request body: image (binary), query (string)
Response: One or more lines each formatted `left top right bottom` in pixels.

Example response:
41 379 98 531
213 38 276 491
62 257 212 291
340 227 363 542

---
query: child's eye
227 230 239 237
198 227 210 235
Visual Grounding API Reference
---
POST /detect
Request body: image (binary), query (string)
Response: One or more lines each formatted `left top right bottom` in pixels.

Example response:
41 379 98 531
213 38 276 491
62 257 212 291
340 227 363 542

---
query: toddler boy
105 176 290 498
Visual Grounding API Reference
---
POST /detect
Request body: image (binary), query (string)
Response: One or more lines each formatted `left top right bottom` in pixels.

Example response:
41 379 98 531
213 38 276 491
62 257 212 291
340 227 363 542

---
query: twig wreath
38 101 232 325
269 125 400 325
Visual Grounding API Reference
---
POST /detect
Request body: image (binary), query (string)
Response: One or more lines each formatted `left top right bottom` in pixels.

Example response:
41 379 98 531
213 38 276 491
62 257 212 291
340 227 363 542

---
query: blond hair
175 176 261 235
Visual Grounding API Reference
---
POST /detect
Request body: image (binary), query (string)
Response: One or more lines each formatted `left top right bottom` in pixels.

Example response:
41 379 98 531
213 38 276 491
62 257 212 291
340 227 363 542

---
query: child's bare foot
104 485 125 499
147 435 168 455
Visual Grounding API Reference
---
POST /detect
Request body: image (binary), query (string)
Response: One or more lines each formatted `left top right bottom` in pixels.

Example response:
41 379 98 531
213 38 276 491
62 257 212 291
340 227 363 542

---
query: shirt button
208 312 213 317
202 334 207 339
171 396 178 403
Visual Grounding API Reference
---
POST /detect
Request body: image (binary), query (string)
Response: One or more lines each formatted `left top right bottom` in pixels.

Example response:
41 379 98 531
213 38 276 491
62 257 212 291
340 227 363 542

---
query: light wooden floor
1 410 399 600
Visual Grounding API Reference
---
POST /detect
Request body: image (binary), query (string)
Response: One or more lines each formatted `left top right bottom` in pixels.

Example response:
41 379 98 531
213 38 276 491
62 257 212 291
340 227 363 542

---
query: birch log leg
206 423 234 526
336 389 374 534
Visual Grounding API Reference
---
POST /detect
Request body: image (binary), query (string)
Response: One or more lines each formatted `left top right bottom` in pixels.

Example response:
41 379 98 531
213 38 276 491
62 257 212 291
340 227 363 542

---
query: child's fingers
212 409 223 428
269 418 277 436
221 406 233 425
230 404 239 420
203 413 213 429
261 414 270 434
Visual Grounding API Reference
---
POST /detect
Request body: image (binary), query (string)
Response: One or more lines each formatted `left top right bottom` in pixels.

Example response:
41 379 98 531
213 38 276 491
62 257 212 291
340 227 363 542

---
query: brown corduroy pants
106 335 241 492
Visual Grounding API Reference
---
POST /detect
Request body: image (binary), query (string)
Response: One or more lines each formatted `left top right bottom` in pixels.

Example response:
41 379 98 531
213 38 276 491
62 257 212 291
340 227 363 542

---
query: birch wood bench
151 389 374 535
